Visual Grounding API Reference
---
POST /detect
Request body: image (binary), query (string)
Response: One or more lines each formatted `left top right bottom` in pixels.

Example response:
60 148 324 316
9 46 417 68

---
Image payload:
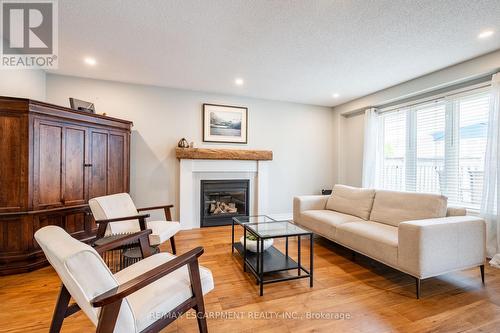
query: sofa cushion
336 221 399 266
370 190 447 227
300 210 362 238
325 184 376 220
446 206 467 217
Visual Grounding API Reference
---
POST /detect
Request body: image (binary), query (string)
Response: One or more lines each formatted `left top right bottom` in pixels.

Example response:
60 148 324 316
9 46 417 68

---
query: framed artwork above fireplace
203 103 248 143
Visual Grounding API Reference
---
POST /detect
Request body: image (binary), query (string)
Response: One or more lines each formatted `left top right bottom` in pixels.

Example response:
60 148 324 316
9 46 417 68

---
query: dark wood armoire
0 96 132 275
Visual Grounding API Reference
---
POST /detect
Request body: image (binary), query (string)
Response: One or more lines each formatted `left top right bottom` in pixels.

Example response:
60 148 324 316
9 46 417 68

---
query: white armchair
89 193 181 254
35 226 214 333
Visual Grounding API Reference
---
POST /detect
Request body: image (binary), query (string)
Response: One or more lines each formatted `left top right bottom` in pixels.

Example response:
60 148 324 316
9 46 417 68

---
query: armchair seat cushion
146 221 181 246
114 252 214 332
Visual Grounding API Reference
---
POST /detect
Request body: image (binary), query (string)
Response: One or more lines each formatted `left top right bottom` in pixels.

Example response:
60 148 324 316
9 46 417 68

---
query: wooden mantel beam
175 147 273 161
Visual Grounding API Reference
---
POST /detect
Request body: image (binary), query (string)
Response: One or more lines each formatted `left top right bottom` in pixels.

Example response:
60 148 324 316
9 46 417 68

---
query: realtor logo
1 0 58 68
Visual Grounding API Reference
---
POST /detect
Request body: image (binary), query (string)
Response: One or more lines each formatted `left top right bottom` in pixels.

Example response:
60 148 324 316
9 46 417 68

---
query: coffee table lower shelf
233 242 312 295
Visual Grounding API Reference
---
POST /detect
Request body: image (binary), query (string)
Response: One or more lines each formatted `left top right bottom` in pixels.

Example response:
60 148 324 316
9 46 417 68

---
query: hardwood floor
1 225 499 333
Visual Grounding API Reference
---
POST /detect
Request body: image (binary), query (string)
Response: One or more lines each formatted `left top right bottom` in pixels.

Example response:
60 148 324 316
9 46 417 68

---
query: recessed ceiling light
332 93 340 98
235 78 244 86
478 30 494 39
84 57 96 66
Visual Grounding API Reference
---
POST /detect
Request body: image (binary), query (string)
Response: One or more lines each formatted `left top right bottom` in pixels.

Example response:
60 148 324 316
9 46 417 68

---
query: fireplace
200 179 249 227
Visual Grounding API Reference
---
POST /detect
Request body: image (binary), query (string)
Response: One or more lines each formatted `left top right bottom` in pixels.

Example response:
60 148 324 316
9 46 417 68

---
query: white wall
341 114 365 187
46 74 335 220
335 49 500 115
0 69 46 100
334 50 500 186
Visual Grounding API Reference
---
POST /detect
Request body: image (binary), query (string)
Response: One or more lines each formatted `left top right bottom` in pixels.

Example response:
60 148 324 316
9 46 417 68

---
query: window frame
377 87 491 210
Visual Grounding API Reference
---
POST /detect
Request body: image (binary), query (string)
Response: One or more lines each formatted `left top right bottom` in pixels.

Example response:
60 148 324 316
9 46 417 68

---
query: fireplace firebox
200 179 249 227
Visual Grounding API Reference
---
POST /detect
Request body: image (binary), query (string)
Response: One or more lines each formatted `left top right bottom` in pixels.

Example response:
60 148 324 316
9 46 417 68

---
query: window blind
378 90 490 209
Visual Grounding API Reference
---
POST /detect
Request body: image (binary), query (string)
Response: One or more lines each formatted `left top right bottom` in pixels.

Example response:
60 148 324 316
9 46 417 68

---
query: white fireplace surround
179 159 270 229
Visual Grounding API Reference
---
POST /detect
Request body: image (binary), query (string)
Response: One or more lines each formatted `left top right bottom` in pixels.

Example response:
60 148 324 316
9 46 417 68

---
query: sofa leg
480 264 485 284
415 278 421 299
170 236 177 255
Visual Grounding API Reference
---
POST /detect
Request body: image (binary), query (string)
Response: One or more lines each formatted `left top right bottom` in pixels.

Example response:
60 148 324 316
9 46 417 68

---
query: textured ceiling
50 0 500 106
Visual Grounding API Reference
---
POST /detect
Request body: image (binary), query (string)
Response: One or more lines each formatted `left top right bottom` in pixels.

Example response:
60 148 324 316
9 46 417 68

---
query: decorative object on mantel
177 138 190 148
175 147 272 161
240 235 273 253
203 103 248 144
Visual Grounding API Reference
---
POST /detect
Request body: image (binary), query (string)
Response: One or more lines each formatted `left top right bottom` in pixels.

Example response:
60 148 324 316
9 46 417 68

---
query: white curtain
481 72 500 266
362 108 380 188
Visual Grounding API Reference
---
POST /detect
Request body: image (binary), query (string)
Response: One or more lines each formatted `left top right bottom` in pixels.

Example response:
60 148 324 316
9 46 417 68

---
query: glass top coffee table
232 215 314 296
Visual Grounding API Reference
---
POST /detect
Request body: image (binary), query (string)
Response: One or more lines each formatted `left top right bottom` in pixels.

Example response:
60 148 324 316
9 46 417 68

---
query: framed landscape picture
203 103 248 143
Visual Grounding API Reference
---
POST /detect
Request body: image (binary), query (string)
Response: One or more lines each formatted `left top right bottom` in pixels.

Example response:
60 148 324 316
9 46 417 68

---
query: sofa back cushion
326 184 375 220
370 190 447 226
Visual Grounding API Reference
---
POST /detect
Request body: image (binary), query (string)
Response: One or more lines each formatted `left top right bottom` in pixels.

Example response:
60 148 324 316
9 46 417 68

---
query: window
378 90 490 209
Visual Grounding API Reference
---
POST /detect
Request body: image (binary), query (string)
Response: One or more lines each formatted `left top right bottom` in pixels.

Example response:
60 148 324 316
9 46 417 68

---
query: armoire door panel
90 130 108 198
36 122 63 208
64 126 86 205
0 217 23 252
64 212 86 235
108 133 126 194
0 115 24 212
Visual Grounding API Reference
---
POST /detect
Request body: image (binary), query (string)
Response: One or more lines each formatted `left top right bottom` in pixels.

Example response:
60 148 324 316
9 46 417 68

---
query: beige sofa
293 184 486 298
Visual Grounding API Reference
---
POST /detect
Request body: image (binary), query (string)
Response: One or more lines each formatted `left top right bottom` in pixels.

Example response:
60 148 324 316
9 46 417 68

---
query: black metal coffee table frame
232 216 313 296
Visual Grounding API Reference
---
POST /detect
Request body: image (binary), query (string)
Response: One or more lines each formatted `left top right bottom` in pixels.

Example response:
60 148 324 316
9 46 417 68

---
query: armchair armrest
95 213 150 224
94 214 150 238
137 204 174 221
137 204 174 211
398 216 486 279
94 229 153 257
293 195 329 223
91 246 204 307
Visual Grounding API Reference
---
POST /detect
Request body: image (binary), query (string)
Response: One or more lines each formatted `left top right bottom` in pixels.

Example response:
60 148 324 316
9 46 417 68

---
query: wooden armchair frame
94 204 177 254
95 214 151 239
49 229 208 333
